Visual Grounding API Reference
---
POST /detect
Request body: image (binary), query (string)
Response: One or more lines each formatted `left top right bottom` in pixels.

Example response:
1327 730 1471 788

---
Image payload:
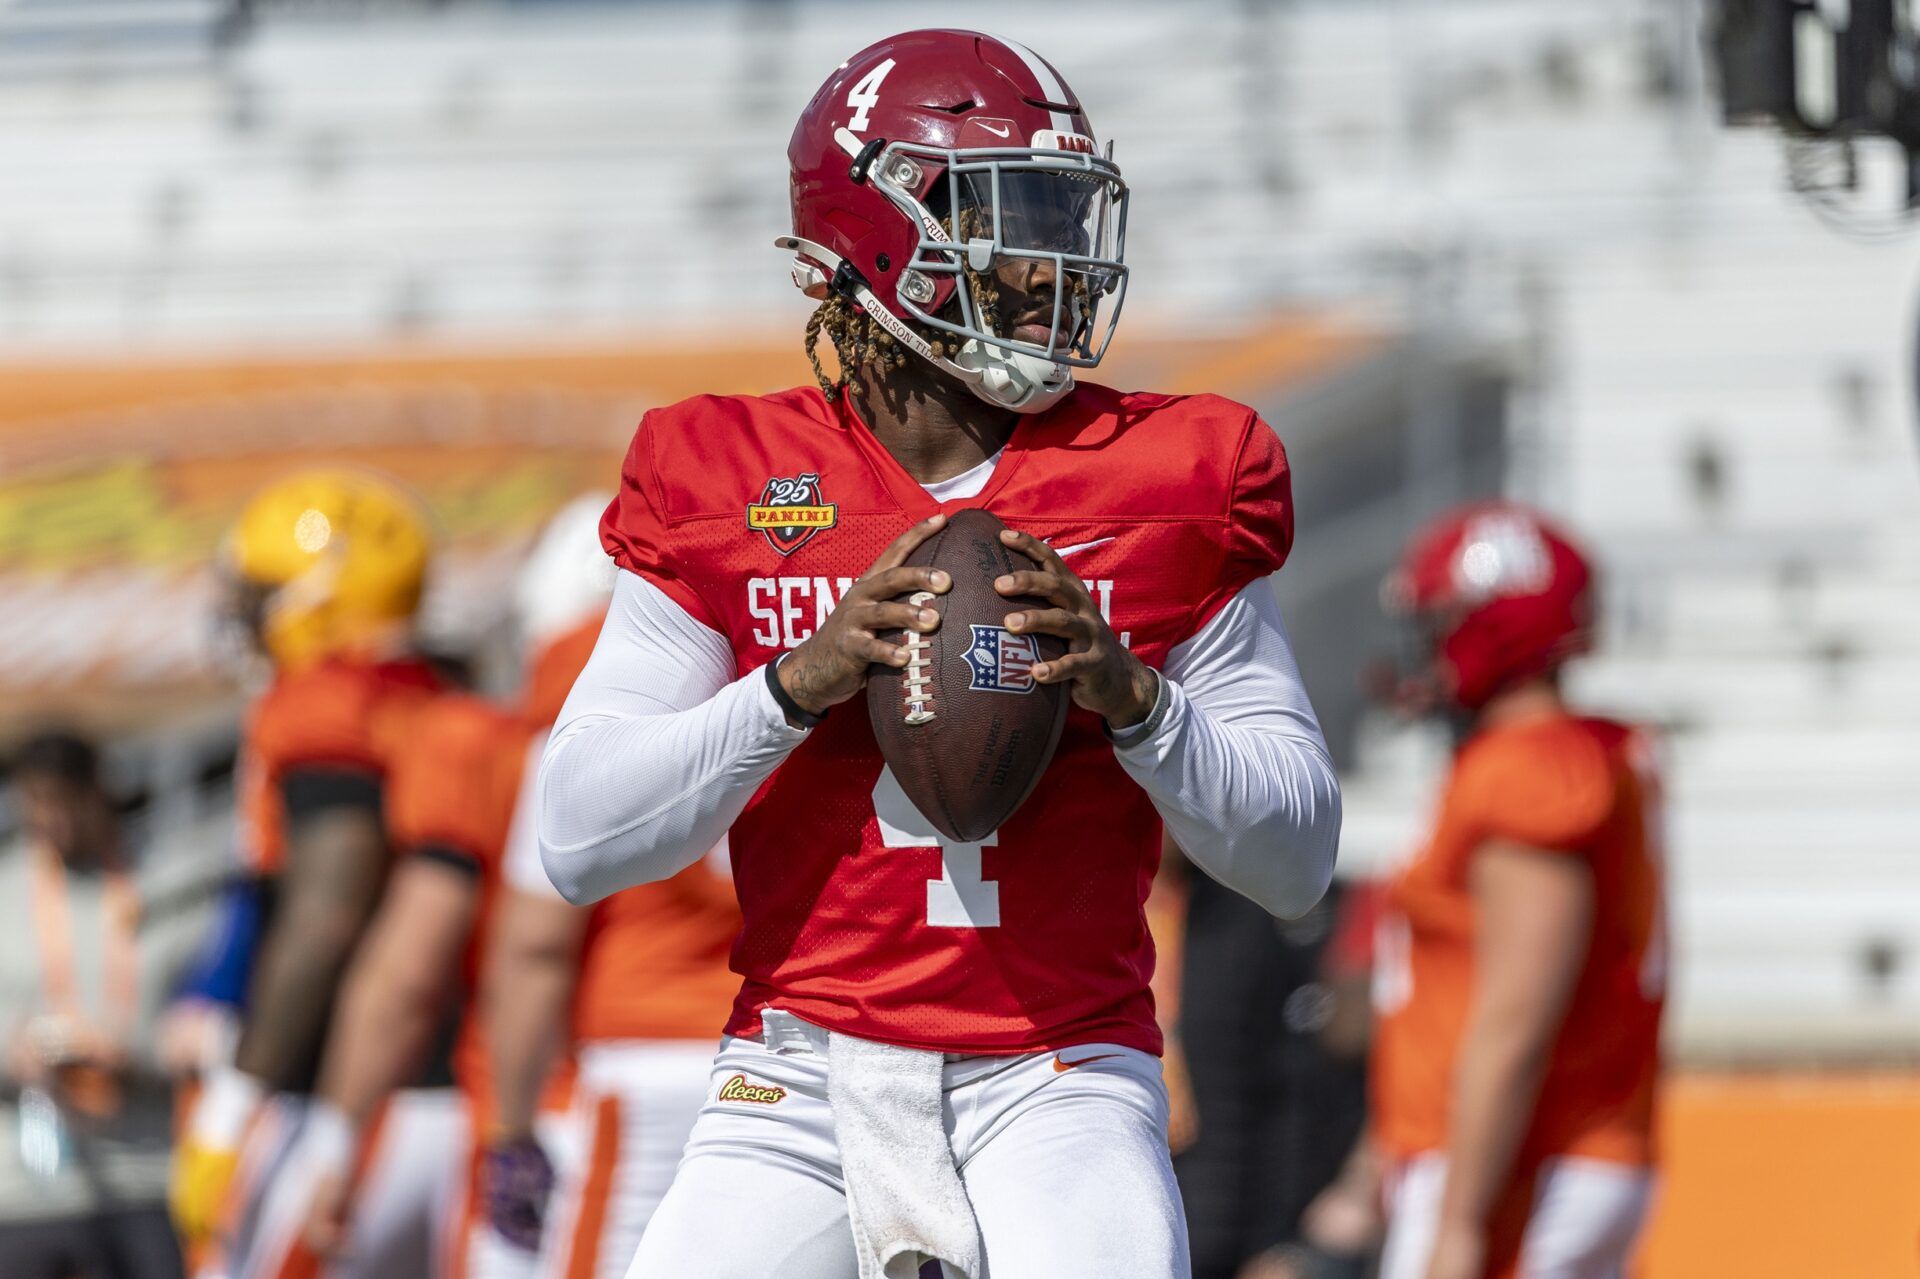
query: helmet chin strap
945 338 1074 414
776 235 1074 415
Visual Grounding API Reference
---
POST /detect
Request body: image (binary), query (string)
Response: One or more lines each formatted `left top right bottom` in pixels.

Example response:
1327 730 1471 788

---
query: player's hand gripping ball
866 509 1073 843
778 514 954 718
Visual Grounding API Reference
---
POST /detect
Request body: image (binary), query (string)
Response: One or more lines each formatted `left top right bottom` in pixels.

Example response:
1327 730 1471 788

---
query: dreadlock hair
805 292 903 404
800 207 1087 402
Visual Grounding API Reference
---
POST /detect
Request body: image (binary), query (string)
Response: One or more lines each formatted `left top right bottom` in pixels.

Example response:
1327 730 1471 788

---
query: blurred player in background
248 495 610 1278
0 728 228 1279
481 497 741 1277
1168 846 1370 1279
169 471 455 1277
1365 503 1665 1279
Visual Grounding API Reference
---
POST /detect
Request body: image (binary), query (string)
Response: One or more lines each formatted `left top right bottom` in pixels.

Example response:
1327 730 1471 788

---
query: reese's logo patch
716 1073 787 1105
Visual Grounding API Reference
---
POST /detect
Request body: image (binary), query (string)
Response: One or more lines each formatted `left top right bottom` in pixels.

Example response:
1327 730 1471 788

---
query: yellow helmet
220 469 432 671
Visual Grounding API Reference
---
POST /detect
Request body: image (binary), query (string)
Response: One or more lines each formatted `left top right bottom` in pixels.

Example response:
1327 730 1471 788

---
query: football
867 508 1070 843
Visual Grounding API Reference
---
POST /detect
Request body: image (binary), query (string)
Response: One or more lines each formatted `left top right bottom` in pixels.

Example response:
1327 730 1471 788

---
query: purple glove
482 1134 555 1252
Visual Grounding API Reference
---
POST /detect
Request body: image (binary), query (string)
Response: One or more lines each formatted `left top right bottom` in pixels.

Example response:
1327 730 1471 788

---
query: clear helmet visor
957 168 1114 260
884 143 1130 367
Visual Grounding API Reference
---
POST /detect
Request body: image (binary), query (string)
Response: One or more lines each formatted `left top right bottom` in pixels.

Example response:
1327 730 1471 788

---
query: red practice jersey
601 382 1294 1056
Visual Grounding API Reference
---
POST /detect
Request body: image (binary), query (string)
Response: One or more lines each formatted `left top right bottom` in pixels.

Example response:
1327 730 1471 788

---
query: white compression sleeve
505 730 561 899
536 570 809 904
1110 578 1341 918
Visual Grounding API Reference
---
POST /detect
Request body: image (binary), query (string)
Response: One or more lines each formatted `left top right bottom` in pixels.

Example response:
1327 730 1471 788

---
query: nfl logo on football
963 624 1039 694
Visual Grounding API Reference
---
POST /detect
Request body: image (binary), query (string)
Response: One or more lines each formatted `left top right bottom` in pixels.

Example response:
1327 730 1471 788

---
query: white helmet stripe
983 33 1074 135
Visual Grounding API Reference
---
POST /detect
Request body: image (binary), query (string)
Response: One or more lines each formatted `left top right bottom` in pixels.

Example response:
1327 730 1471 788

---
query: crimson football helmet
1383 502 1596 712
779 29 1129 413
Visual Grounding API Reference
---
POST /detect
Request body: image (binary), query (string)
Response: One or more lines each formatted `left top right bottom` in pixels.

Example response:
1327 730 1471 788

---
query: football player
275 496 617 1279
170 470 455 1276
534 30 1342 1279
1367 503 1666 1279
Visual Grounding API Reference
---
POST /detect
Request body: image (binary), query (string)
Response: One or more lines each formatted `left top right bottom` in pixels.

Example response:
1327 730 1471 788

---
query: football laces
902 590 938 725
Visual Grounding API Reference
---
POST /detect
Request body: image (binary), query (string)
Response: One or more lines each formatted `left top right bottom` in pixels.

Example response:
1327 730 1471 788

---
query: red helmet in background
1383 502 1596 712
780 30 1129 413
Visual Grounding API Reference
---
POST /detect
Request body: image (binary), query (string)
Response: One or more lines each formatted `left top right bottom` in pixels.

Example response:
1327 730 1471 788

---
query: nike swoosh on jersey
1048 537 1115 559
1052 1052 1124 1073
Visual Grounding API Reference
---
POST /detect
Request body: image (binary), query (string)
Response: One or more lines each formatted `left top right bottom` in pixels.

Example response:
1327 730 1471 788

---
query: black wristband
765 655 826 729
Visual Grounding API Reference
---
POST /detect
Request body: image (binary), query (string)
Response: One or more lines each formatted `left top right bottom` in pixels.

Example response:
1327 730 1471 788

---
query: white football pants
626 1024 1188 1279
1380 1152 1655 1279
531 1040 715 1279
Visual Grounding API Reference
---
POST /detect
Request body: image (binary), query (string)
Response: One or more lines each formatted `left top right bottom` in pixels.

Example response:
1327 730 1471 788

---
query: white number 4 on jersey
872 766 1000 928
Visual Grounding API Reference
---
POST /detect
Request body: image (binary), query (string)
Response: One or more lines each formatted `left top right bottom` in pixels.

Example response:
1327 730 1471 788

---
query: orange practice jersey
385 609 736 1110
573 857 741 1045
389 700 738 1070
237 656 444 874
385 692 567 1121
1373 713 1666 1171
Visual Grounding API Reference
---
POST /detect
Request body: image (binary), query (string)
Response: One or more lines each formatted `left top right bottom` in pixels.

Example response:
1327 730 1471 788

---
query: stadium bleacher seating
2 0 1916 1059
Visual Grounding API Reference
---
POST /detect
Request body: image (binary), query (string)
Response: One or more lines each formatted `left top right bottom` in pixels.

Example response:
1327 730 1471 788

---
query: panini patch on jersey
746 473 837 555
963 624 1040 694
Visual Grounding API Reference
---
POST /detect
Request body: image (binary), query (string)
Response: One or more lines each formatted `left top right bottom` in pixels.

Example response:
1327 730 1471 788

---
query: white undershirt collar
919 449 1002 503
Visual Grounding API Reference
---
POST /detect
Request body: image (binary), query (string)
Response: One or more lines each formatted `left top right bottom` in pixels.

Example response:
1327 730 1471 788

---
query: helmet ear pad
819 207 883 284
793 164 967 325
1436 591 1594 710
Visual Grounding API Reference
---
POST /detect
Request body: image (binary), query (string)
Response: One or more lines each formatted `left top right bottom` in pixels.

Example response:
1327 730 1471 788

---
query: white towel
827 1029 983 1279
